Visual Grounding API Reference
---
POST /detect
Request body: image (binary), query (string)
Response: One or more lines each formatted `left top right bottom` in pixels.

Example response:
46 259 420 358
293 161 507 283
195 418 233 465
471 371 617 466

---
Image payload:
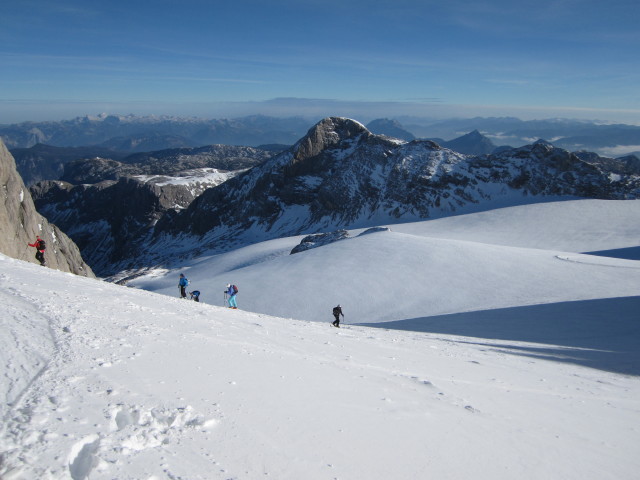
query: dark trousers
332 314 340 327
35 250 45 265
180 286 186 298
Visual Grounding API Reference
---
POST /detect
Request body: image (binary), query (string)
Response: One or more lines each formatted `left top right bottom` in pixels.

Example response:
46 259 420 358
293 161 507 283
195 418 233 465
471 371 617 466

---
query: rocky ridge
61 144 273 184
151 117 639 258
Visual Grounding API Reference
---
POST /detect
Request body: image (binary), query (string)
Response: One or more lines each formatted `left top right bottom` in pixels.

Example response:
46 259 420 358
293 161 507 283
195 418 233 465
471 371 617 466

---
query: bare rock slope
0 139 94 277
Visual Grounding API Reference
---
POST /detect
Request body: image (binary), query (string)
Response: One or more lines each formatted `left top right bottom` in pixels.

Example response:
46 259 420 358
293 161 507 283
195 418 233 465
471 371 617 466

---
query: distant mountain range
399 116 640 156
28 117 639 277
13 118 639 187
0 114 313 151
3 114 640 158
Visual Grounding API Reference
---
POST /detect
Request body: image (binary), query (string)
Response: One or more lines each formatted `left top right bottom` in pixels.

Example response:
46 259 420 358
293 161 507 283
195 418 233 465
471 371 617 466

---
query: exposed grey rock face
0 140 94 276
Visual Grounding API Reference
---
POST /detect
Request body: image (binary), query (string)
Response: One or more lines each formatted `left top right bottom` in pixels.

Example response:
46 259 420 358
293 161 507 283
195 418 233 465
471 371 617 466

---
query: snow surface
132 169 237 188
1 199 639 479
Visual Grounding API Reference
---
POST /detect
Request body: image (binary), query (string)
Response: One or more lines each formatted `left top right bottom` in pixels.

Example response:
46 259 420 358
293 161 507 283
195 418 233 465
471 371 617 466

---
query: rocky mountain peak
292 117 370 163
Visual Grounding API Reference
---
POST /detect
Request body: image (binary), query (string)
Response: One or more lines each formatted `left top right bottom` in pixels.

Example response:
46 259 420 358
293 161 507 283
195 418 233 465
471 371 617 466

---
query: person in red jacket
28 235 46 266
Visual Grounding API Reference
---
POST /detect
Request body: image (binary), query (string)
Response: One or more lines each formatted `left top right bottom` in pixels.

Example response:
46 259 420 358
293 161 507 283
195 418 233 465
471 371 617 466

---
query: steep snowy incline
1 254 639 479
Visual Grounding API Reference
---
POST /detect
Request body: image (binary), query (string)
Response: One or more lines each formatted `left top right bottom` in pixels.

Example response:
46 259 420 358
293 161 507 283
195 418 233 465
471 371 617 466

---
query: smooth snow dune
390 199 640 252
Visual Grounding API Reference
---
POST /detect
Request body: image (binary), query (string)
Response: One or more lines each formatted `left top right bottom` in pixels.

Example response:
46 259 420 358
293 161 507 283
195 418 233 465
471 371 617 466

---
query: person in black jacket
332 304 344 328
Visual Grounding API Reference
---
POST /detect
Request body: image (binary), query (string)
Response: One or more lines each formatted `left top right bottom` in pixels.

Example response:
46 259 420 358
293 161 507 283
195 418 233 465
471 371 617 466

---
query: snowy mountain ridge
150 117 639 264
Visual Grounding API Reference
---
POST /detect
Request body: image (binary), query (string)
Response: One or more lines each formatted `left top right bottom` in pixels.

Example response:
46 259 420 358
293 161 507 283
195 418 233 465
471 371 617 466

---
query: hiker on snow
225 283 238 309
28 235 46 266
332 304 344 328
178 273 189 299
189 290 201 302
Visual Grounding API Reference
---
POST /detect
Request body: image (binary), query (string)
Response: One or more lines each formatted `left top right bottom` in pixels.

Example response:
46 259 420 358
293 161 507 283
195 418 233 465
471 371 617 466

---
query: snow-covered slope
132 199 640 325
389 198 640 252
2 199 639 479
1 254 639 479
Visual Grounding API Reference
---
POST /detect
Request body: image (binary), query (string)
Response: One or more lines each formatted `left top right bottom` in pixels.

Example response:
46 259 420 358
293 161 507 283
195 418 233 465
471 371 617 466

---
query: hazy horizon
0 98 640 125
2 1 639 125
1 97 640 126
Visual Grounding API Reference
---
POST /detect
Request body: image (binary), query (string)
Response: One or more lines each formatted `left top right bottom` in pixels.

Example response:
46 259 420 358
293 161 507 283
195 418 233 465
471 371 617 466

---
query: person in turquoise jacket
225 284 238 309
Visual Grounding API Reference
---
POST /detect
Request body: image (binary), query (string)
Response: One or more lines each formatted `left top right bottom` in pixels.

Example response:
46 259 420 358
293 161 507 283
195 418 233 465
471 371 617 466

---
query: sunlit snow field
1 199 639 479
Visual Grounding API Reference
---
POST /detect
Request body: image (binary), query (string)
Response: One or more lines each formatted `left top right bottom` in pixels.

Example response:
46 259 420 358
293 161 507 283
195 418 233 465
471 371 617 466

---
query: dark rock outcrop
290 230 350 254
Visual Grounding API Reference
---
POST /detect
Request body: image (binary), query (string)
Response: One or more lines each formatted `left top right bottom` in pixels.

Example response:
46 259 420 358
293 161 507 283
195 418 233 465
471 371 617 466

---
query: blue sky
1 0 639 123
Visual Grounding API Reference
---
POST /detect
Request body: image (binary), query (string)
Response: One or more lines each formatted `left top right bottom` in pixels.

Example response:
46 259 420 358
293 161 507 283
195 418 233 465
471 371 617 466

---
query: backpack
232 285 238 294
37 239 46 250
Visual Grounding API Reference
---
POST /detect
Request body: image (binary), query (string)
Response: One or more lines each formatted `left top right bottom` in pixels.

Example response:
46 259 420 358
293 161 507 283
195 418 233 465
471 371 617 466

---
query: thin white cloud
599 145 640 157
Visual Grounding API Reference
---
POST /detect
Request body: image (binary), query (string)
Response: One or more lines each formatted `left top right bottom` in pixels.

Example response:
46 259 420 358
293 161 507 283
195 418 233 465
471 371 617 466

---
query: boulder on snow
290 230 350 254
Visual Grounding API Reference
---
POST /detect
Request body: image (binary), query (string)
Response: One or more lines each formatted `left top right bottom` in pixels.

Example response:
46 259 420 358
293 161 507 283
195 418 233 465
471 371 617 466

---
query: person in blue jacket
225 283 238 309
178 273 189 299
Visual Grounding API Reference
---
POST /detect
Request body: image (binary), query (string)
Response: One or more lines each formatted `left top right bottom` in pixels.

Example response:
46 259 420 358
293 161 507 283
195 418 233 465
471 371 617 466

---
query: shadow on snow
360 296 640 376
